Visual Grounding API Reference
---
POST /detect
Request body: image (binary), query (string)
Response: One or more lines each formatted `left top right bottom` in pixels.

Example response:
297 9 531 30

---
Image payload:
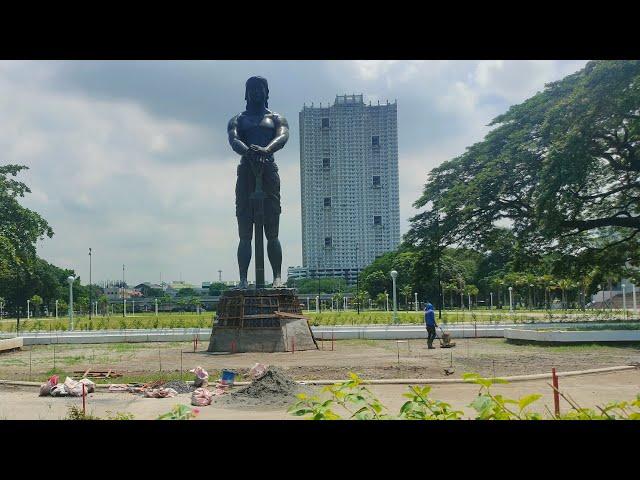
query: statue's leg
237 216 253 288
264 217 282 287
236 161 254 289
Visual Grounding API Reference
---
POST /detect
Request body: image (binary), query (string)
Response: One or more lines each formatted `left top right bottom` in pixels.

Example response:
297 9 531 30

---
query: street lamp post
622 284 627 319
55 299 58 319
155 298 158 317
122 264 126 317
67 275 75 331
633 284 637 318
89 248 92 322
315 295 319 313
390 270 398 324
490 292 493 310
508 286 514 312
468 293 471 311
414 292 418 312
356 244 360 315
27 299 30 319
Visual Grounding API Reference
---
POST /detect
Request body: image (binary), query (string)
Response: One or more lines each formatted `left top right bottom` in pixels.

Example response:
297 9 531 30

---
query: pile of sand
214 367 311 408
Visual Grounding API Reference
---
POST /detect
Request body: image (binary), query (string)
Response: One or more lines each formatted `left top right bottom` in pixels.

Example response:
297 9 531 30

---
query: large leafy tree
408 61 640 269
0 165 54 313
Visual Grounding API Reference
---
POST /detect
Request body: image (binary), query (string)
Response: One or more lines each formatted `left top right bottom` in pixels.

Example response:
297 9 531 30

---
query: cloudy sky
0 60 588 287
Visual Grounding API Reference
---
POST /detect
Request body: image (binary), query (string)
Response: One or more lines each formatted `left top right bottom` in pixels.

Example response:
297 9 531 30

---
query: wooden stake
552 367 560 417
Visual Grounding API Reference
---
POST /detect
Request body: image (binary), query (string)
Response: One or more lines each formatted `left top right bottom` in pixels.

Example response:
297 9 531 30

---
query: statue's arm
228 115 249 156
264 114 289 155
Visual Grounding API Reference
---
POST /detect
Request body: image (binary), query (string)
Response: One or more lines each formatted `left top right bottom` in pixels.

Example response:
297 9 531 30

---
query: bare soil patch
0 338 639 382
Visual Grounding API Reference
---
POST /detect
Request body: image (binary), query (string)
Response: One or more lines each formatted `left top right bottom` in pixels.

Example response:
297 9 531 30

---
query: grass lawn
0 308 636 333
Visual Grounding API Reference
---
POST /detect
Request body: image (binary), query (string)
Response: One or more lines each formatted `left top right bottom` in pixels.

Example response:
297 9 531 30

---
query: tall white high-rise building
297 94 400 283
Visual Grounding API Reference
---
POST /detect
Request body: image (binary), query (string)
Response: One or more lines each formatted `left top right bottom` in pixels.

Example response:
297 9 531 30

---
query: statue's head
245 76 269 109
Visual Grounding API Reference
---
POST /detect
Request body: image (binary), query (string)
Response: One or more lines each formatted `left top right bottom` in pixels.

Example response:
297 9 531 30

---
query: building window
322 118 330 128
325 237 332 247
324 197 331 207
374 216 382 226
323 158 330 169
372 136 379 146
372 175 381 187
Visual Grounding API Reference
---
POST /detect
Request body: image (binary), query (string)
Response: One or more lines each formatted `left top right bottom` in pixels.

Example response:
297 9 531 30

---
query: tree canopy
407 61 640 272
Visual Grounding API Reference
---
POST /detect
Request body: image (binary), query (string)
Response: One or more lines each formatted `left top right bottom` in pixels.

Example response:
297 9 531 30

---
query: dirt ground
1 338 639 382
0 369 638 420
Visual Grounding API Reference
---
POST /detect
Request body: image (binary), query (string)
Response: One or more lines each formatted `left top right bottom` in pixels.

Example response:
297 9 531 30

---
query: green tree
408 61 640 270
30 294 43 317
177 287 197 297
375 292 388 310
400 285 413 311
208 282 229 296
98 295 109 315
363 271 389 298
0 165 54 315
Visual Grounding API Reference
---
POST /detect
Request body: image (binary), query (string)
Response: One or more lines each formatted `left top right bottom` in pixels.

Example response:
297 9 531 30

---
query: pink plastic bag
191 387 213 406
189 366 209 388
249 363 268 380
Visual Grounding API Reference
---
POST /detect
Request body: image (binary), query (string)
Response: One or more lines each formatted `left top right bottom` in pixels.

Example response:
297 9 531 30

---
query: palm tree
332 292 344 311
400 285 413 311
30 295 43 317
375 292 387 310
555 279 574 310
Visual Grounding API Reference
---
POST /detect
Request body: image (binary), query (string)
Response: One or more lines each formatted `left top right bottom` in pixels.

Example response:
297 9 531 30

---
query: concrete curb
504 328 640 343
2 365 636 389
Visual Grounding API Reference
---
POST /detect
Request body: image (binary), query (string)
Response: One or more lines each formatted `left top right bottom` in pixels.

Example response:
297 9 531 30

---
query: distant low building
134 282 165 297
287 266 360 286
104 286 140 300
169 281 196 291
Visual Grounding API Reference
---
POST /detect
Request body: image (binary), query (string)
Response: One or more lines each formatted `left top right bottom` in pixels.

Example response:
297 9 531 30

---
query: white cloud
1 60 589 285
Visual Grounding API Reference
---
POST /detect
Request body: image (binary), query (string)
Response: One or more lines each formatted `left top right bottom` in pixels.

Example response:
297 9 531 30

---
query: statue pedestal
207 288 318 353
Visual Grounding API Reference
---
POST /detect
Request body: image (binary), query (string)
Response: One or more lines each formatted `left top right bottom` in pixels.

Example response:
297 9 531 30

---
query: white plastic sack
249 363 268 380
144 388 178 398
191 387 213 406
50 384 69 397
63 377 95 397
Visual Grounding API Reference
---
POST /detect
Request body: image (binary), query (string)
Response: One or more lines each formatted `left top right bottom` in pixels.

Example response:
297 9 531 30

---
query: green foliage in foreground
288 373 640 420
64 405 134 420
157 404 199 420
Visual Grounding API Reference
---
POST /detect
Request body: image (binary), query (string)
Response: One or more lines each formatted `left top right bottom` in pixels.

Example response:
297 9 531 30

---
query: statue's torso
237 112 277 149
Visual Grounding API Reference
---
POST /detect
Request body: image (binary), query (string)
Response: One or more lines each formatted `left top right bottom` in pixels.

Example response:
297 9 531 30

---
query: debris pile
39 375 95 397
215 366 309 408
144 387 178 398
161 381 195 394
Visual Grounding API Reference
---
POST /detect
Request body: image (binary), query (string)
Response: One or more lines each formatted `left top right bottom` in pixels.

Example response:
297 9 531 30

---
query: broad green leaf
518 394 542 411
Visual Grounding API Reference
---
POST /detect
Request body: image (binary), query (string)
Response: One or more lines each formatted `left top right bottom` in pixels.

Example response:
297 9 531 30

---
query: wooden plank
274 311 309 320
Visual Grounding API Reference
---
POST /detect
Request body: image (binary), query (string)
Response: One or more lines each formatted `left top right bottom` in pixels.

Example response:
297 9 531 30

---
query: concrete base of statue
207 288 318 353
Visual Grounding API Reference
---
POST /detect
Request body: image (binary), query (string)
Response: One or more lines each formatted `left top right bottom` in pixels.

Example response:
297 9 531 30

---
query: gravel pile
159 381 195 394
215 367 311 408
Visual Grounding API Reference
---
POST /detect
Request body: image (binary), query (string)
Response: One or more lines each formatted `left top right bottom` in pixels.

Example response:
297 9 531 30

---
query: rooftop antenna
218 270 222 282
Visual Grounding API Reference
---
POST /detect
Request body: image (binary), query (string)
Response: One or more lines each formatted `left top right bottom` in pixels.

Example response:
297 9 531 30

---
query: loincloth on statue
235 159 281 221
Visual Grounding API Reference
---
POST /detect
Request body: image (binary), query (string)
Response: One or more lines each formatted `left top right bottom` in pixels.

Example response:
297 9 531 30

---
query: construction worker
424 302 437 349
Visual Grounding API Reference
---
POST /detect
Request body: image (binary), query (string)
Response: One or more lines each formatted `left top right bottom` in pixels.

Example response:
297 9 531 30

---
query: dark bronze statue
228 76 289 289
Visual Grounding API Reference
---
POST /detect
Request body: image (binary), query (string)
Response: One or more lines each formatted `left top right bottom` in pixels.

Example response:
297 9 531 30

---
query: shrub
157 404 199 420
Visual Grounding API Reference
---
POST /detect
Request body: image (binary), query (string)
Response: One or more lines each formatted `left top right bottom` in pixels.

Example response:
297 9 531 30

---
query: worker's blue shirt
425 309 436 326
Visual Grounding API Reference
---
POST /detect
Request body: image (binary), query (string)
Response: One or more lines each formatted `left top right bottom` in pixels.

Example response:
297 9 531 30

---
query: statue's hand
249 144 270 157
